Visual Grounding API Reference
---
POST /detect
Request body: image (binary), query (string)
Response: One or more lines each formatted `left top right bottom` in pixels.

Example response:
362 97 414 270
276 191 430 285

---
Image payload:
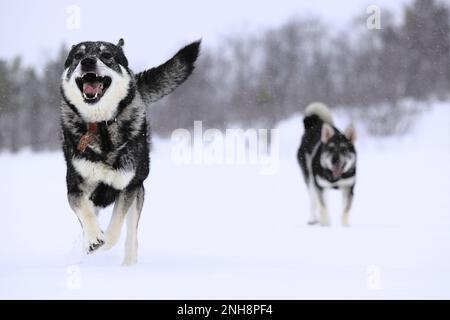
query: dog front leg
103 189 137 250
341 187 354 227
307 185 319 225
69 193 105 254
123 186 144 266
315 188 329 226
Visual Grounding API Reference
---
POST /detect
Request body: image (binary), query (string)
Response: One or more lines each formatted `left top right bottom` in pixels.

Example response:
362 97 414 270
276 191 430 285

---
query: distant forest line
0 0 448 152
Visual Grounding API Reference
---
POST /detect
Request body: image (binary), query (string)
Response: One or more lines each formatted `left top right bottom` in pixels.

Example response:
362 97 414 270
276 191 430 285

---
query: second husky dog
297 103 357 226
60 39 200 265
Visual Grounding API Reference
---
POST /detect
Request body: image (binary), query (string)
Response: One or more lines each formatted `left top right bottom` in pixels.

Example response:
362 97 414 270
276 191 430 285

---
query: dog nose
81 57 97 69
332 155 339 164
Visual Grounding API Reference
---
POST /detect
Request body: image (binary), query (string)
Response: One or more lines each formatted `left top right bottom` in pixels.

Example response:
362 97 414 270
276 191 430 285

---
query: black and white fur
297 103 357 226
61 39 200 265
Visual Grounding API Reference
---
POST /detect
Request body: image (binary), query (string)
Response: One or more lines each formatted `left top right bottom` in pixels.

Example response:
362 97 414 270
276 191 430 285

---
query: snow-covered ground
0 102 449 299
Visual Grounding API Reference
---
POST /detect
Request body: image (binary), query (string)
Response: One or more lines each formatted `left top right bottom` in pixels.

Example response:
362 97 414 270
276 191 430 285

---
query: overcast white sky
0 0 409 70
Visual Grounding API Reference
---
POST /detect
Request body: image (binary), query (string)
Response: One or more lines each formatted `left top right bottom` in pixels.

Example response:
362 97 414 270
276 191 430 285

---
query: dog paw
102 242 113 251
85 232 105 254
122 256 137 266
122 245 138 266
320 220 330 227
102 230 120 251
342 214 350 227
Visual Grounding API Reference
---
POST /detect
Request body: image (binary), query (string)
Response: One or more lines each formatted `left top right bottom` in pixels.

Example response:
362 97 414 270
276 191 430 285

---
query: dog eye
101 52 113 60
73 52 83 60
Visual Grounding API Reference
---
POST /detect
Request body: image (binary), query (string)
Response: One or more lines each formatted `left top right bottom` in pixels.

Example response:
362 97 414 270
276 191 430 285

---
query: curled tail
135 40 201 105
303 102 333 129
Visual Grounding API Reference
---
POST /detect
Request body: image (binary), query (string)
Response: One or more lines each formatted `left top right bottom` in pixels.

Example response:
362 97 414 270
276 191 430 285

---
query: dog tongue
83 82 103 96
332 165 343 178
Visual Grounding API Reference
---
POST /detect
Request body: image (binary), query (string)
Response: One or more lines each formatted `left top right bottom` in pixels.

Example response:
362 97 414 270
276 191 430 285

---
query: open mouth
331 163 345 178
75 73 112 103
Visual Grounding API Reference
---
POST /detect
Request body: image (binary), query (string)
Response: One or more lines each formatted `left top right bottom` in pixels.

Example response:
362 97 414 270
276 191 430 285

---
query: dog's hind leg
69 194 105 254
123 186 144 266
103 189 138 250
341 187 354 227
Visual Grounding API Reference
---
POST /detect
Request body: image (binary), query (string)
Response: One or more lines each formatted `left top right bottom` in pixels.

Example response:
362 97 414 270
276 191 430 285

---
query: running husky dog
60 39 200 265
297 103 357 227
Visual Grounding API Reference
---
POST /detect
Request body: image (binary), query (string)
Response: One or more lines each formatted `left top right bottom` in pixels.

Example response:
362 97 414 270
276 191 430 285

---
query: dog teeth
83 93 98 100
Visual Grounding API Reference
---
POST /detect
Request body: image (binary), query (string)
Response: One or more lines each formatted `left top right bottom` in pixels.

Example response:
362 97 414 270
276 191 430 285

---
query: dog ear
117 38 125 48
344 125 357 143
321 123 335 143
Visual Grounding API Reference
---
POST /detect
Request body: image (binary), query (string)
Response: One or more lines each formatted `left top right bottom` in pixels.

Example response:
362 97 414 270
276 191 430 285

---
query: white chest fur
72 158 135 190
316 175 355 189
